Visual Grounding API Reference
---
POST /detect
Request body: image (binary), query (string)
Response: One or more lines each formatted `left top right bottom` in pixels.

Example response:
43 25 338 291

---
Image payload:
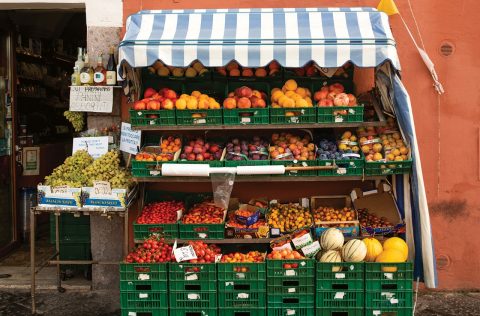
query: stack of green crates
364 262 414 316
218 262 266 316
266 259 315 316
169 263 217 316
119 263 168 316
49 214 91 273
316 262 364 316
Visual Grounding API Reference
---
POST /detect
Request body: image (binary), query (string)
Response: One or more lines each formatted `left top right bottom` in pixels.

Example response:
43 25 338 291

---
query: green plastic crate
267 284 314 295
270 107 316 124
120 291 167 309
169 263 217 282
178 222 225 239
266 260 315 279
222 308 266 316
365 290 413 309
224 159 270 167
133 221 178 240
131 161 175 178
365 263 413 291
130 109 176 127
219 290 266 308
268 306 315 316
217 262 266 281
49 213 90 244
364 159 413 176
364 308 413 316
270 160 317 176
316 291 364 308
317 157 364 177
316 262 365 291
219 279 267 292
223 108 270 125
57 242 91 273
120 263 168 283
267 293 314 305
316 308 363 316
175 109 223 125
170 308 218 316
120 279 168 292
169 291 217 309
317 106 364 123
177 159 224 168
121 308 168 316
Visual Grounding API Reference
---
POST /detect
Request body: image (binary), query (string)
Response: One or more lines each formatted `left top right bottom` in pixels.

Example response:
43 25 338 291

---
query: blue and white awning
118 7 401 72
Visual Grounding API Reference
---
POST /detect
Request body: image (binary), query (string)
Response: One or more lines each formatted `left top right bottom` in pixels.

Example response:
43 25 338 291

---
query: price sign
73 136 109 159
119 122 141 154
92 181 112 197
174 245 197 262
52 185 69 194
69 86 114 113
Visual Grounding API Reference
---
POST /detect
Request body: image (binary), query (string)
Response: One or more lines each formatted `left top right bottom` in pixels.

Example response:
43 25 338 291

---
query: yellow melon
383 237 408 261
375 248 405 272
363 238 383 262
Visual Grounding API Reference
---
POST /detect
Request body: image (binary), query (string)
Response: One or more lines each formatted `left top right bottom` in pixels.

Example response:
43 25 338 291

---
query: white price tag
137 111 142 116
237 293 249 299
334 292 345 299
236 273 245 279
383 273 393 280
225 282 234 286
390 298 399 304
348 108 355 114
187 293 200 300
301 162 308 167
195 119 206 124
336 168 347 175
288 288 296 293
271 228 281 236
335 273 346 279
373 311 381 316
174 245 197 262
92 181 112 197
335 116 344 122
185 273 198 281
149 120 155 125
241 117 251 123
138 293 148 299
290 117 299 123
198 233 207 239
285 270 296 276
138 274 150 281
300 261 306 266
52 185 69 194
128 312 136 316
286 309 296 315
150 171 161 176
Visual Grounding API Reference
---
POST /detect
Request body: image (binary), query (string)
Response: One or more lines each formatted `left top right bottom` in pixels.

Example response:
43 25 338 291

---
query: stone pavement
0 289 479 316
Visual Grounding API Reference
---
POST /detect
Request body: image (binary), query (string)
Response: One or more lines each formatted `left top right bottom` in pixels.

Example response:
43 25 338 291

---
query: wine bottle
106 46 117 86
93 54 106 85
80 54 94 86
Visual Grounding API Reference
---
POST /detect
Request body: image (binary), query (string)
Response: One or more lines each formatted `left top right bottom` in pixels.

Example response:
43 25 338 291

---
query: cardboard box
37 185 82 208
267 198 311 237
225 199 269 239
81 183 137 209
310 195 360 237
351 183 405 236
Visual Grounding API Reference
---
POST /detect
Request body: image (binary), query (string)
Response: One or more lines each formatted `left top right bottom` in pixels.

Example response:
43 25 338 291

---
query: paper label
288 288 296 293
52 185 69 194
91 181 112 197
272 242 293 252
373 311 381 316
120 122 141 155
336 168 347 175
286 310 296 315
301 241 321 258
174 245 197 262
270 228 281 236
383 273 393 280
72 136 109 159
292 233 312 249
241 117 251 123
185 274 198 281
390 298 399 304
69 86 113 113
194 119 206 124
149 120 155 125
198 233 207 239
137 111 142 116
300 261 306 266
237 293 249 299
138 273 150 281
285 269 296 276
187 293 200 300
290 117 299 123
335 116 343 122
348 108 355 114
150 170 161 176
138 293 148 299
128 313 136 316
334 292 345 299
236 273 245 279
335 273 346 279
225 282 234 286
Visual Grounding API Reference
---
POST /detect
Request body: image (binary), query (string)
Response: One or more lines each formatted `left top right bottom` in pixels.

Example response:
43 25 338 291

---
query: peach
210 102 221 109
237 97 252 109
186 97 198 110
223 97 237 109
162 99 174 110
229 69 241 76
242 68 254 77
254 98 266 108
334 93 350 106
295 98 308 107
314 87 329 101
295 87 307 98
191 90 201 98
271 90 284 102
347 94 357 106
143 87 157 98
284 79 298 91
255 68 267 77
147 100 161 110
226 61 239 71
329 83 345 94
133 100 146 110
252 90 262 99
282 98 295 108
237 86 253 98
198 99 209 110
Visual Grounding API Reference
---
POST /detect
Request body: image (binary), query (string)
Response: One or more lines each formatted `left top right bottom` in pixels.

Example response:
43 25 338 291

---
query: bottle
93 54 106 85
74 47 84 71
106 46 117 86
79 53 94 86
71 66 80 86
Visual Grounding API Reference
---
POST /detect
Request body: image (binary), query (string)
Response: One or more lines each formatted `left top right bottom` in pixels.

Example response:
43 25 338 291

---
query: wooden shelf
132 121 386 131
135 238 275 244
133 176 384 183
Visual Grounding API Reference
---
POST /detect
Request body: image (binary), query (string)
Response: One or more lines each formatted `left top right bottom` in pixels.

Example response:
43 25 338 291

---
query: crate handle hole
332 312 349 316
332 284 349 290
233 284 251 291
283 298 300 304
234 312 252 316
381 284 398 290
185 313 202 316
283 280 299 287
134 267 151 273
185 284 201 291
135 284 152 291
137 313 153 316
148 227 164 232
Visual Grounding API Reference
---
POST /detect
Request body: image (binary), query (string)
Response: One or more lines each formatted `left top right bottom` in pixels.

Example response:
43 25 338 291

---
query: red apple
133 100 146 110
147 100 161 110
164 89 177 100
143 87 157 98
237 86 253 98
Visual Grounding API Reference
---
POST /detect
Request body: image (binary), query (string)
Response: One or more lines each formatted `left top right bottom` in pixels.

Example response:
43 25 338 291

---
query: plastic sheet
236 165 285 175
161 163 210 177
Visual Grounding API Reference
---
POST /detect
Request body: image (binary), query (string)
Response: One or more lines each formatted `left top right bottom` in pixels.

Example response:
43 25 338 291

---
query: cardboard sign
119 122 141 154
69 86 114 113
91 181 112 197
174 245 197 262
73 136 109 159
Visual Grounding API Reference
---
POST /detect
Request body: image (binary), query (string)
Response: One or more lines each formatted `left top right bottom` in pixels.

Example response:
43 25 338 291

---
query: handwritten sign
174 245 197 262
72 136 109 159
69 86 114 113
91 181 112 197
119 122 141 154
52 185 69 194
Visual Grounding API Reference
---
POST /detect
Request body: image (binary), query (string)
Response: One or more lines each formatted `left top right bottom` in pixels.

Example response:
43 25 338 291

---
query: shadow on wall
430 199 467 221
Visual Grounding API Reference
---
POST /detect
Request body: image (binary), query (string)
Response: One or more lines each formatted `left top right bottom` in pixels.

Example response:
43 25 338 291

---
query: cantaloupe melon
341 239 367 262
383 237 408 261
375 248 406 272
317 250 342 272
320 228 344 251
363 237 383 262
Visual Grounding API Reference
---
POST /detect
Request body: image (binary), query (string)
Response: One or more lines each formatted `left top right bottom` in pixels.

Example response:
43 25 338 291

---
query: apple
147 100 161 110
143 87 157 98
162 99 174 110
164 89 177 100
133 100 146 110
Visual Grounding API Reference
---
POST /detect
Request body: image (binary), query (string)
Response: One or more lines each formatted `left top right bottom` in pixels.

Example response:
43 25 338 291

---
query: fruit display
148 60 209 78
320 228 345 250
383 237 408 261
220 251 265 263
359 132 384 162
44 150 93 187
82 150 132 188
270 79 313 108
363 237 384 262
182 241 222 263
179 138 224 161
380 131 410 162
269 132 316 161
136 201 185 224
357 208 394 229
266 249 305 260
64 111 85 132
317 133 361 161
135 136 182 162
225 137 269 161
313 83 357 109
223 85 267 109
133 87 178 111
216 60 280 77
312 206 357 227
285 62 352 78
341 239 367 262
124 236 173 263
174 90 221 110
316 249 342 263
267 203 313 233
181 202 225 224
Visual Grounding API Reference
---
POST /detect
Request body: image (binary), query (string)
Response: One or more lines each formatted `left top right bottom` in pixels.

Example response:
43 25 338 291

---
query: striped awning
118 7 401 73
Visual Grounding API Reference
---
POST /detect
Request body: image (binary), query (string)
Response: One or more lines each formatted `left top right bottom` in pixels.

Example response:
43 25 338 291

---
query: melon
383 237 408 261
341 239 367 262
375 248 406 272
317 250 343 272
363 238 383 262
320 228 344 251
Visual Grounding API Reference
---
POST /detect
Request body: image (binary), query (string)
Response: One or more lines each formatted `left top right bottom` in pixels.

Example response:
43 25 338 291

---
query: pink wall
123 0 480 289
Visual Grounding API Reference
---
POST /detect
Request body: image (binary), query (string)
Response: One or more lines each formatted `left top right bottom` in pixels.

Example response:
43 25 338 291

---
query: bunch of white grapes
44 150 93 187
82 150 132 188
64 111 85 132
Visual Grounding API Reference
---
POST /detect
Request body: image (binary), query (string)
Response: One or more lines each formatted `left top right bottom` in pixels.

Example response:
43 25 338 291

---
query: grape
44 150 93 186
64 111 85 132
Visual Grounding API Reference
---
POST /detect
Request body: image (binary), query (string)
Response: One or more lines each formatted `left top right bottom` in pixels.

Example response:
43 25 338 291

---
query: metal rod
55 214 61 290
30 208 36 314
48 260 121 265
124 208 129 256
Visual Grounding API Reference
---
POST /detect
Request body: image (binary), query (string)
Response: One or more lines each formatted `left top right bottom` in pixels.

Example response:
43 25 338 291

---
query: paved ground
0 289 479 316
